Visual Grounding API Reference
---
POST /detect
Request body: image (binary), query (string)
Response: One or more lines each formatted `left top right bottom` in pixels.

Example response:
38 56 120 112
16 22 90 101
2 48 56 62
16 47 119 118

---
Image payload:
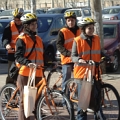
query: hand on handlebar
78 59 86 63
28 63 36 68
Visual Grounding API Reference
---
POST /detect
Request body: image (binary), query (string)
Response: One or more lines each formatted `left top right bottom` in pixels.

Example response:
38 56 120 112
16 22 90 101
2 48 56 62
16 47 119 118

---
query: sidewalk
0 71 120 120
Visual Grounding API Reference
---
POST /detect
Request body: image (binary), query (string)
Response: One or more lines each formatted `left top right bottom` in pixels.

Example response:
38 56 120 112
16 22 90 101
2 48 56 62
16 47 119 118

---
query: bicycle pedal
8 103 19 108
8 100 19 108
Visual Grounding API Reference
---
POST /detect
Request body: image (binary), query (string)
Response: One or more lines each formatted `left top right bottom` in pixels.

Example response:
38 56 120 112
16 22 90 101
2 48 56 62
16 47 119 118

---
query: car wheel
111 52 119 72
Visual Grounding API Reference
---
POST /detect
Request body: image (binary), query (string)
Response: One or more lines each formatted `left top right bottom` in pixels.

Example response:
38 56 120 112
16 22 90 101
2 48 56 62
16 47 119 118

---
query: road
0 63 120 120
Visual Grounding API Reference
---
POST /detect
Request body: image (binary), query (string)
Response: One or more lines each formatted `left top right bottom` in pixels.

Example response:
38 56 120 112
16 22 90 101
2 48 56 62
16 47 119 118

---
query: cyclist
56 11 81 95
15 13 44 120
2 8 24 84
71 17 113 120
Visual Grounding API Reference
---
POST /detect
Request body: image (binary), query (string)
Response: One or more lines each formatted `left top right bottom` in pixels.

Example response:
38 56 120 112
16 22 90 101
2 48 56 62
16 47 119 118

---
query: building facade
0 0 120 10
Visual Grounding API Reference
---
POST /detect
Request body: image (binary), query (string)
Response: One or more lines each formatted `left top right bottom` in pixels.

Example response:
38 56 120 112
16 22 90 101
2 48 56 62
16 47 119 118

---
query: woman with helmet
71 17 110 120
15 13 44 120
2 8 24 85
56 11 81 96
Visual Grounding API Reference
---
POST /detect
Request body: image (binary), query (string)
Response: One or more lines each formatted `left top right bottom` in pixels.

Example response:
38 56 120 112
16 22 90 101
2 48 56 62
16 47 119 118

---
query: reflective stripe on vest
60 28 81 64
25 48 43 53
64 38 74 45
79 50 101 57
31 60 44 64
12 31 19 36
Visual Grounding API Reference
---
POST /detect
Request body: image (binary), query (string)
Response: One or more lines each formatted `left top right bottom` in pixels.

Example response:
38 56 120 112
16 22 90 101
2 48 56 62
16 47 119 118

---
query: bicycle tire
0 84 19 120
36 90 74 120
98 83 120 120
47 67 62 90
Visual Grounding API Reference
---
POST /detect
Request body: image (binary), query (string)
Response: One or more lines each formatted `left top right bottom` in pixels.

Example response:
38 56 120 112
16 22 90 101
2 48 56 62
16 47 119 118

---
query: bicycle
47 60 120 119
0 65 74 120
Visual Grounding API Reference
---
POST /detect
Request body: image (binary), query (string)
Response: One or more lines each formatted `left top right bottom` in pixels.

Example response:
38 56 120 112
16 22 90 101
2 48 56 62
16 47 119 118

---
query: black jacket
56 25 79 57
2 22 23 61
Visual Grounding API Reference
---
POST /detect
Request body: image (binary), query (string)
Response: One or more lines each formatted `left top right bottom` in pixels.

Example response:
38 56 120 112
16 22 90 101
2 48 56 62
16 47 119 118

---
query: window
37 17 53 33
83 9 91 16
0 10 13 16
103 24 117 39
103 8 120 14
56 17 64 30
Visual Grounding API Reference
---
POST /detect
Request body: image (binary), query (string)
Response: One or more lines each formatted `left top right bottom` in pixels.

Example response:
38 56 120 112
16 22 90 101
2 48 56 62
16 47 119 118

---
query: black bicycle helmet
12 8 24 18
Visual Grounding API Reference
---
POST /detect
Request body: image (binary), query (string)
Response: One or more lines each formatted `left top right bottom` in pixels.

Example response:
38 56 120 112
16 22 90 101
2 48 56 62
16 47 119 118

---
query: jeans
6 60 15 84
62 64 73 92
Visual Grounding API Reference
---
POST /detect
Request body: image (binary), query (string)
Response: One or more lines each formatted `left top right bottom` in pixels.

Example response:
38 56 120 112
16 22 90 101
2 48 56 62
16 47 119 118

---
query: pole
90 0 103 49
24 0 26 10
90 0 106 73
51 0 54 8
31 0 36 13
88 0 90 7
63 0 65 8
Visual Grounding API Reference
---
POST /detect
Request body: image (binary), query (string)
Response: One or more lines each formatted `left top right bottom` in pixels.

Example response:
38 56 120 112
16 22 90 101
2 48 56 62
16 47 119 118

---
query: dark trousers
17 74 41 120
6 60 15 84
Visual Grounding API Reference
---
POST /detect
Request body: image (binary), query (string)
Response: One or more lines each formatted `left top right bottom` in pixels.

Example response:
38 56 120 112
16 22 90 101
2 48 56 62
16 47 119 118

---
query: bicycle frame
49 61 114 107
5 75 58 115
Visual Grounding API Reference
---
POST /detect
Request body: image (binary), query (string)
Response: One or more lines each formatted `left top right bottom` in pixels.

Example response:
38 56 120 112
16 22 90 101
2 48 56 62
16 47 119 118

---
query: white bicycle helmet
78 17 96 27
20 13 37 24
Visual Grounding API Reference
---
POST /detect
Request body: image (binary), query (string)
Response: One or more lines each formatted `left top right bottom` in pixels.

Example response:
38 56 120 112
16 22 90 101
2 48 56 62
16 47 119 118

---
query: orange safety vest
17 33 44 77
60 28 81 64
73 35 101 79
9 21 22 53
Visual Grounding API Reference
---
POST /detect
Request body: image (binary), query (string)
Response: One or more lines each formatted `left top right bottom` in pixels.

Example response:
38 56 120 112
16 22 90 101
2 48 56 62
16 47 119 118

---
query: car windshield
103 24 117 39
0 10 13 16
37 17 53 33
102 8 120 14
83 9 91 16
0 22 9 34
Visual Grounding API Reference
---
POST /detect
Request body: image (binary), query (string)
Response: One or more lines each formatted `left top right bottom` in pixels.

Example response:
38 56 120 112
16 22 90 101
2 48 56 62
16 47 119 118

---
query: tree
90 0 106 73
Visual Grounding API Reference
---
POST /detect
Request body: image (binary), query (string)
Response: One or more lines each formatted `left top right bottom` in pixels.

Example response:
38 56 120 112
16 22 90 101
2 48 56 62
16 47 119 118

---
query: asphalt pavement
0 63 120 119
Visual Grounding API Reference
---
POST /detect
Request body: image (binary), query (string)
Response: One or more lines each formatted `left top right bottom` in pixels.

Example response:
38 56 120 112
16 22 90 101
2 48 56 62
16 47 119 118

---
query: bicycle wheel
47 67 62 90
36 90 74 120
0 84 19 120
99 83 120 120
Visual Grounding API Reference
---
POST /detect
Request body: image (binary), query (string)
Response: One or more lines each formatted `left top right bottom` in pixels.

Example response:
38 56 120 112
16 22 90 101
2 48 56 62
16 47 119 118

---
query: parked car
0 9 14 19
56 20 120 72
0 19 11 62
103 20 120 71
0 9 44 19
65 7 91 22
24 9 45 14
37 13 65 63
102 6 120 20
46 8 72 14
